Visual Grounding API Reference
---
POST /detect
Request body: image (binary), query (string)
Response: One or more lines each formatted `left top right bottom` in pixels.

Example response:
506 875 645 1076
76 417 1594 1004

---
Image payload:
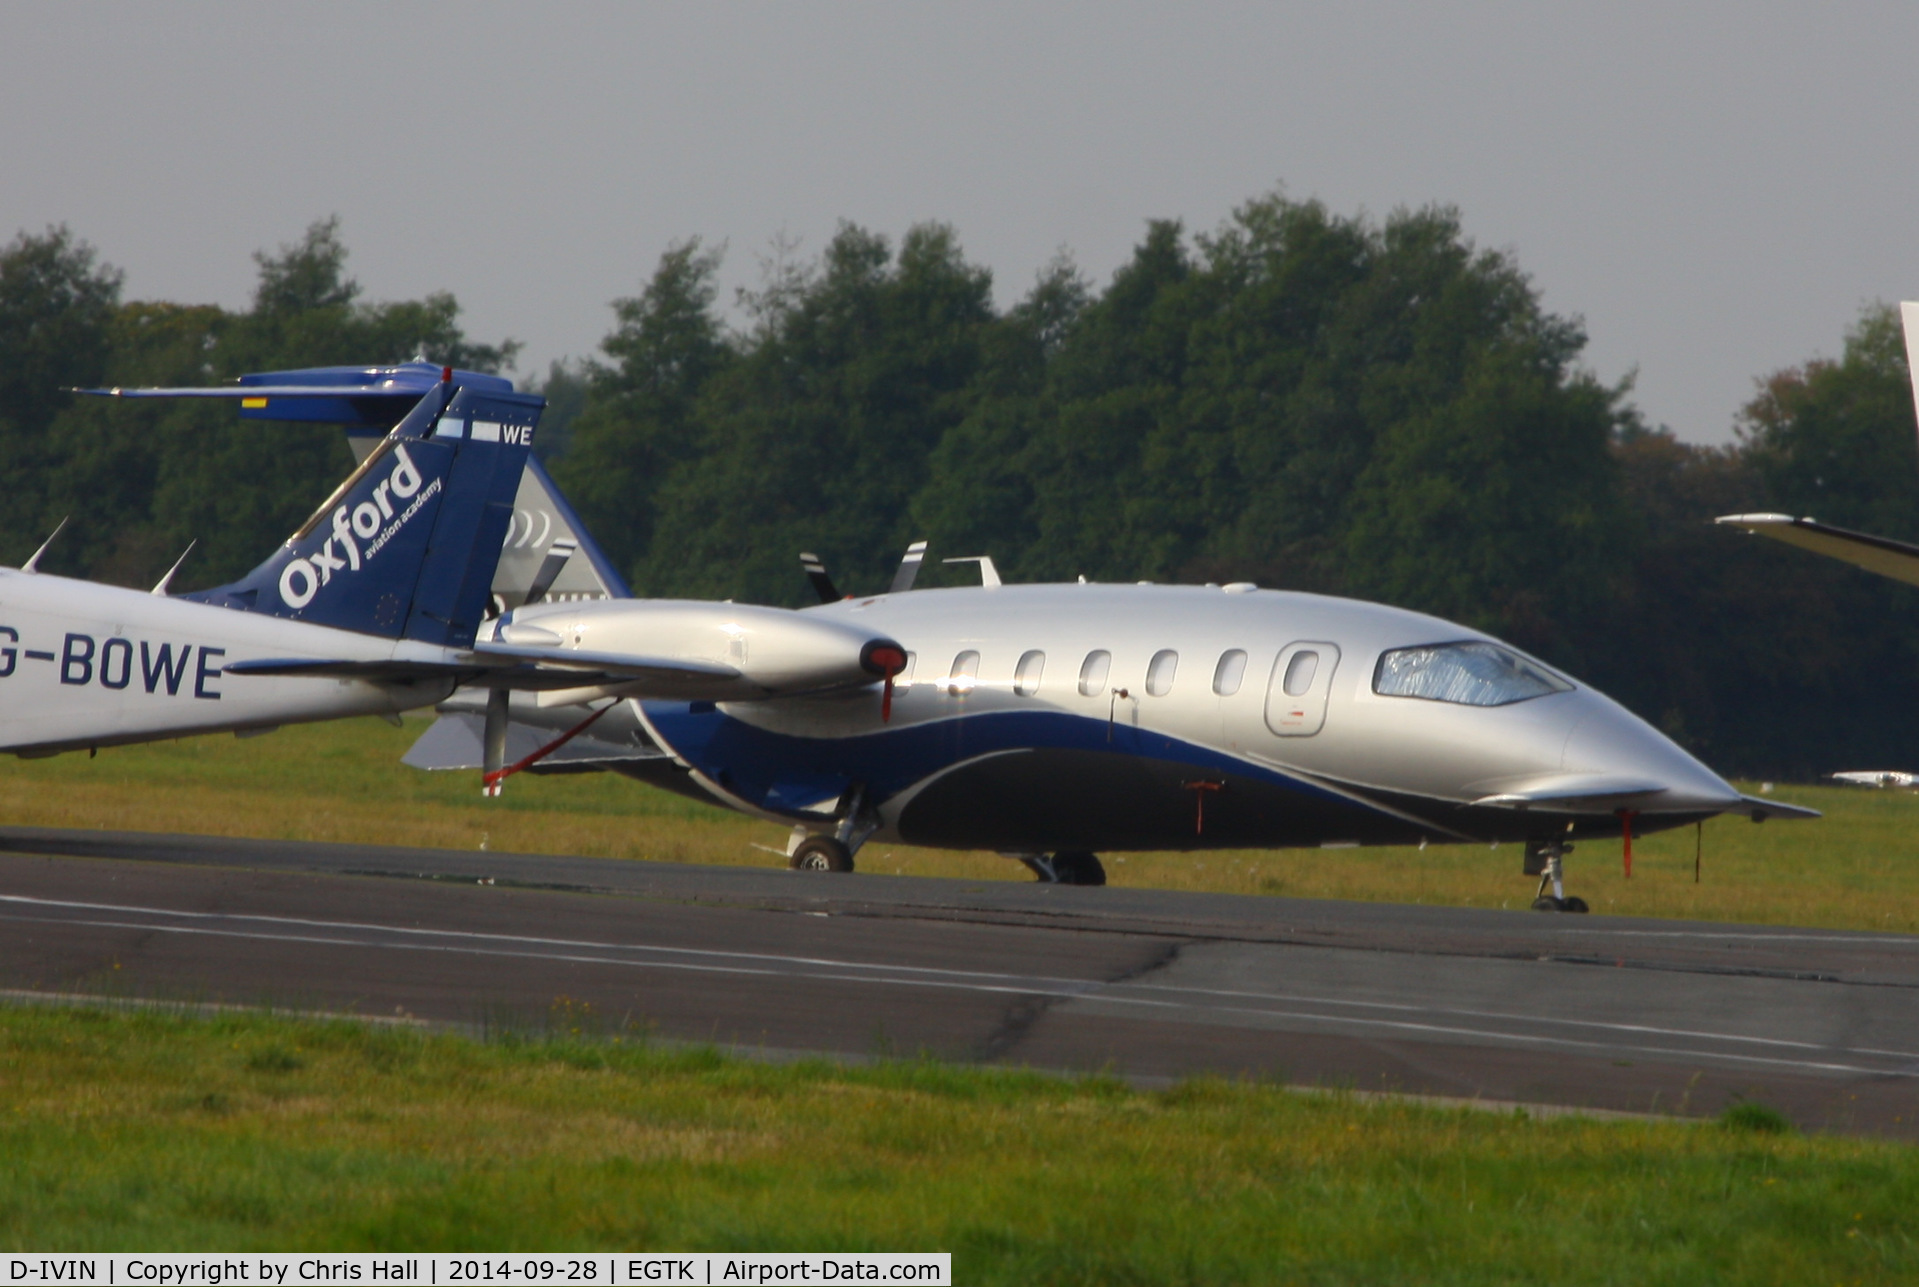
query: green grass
5 716 1918 931
1 1002 1915 1280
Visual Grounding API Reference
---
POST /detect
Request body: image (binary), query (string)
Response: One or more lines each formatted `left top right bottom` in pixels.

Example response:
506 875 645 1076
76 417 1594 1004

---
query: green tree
1737 302 1919 542
0 226 123 559
549 239 734 581
638 223 996 602
18 219 515 587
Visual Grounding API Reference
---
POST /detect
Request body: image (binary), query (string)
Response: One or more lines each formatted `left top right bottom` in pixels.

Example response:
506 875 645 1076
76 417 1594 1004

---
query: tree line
5 194 1918 779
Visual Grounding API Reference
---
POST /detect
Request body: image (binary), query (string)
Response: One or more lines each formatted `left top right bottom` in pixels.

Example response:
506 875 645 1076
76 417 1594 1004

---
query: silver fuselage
506 582 1740 853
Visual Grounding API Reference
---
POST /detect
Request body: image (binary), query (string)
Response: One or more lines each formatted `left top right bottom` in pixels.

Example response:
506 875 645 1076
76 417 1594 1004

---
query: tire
1050 850 1107 886
1531 895 1564 912
789 836 854 873
1559 895 1590 914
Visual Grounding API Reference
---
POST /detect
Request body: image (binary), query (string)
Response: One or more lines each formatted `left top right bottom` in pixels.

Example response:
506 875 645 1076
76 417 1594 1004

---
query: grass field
1 1001 1916 1279
2 715 1912 931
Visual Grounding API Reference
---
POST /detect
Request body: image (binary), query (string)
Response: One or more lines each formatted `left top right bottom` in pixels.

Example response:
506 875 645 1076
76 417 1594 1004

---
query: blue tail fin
186 377 542 647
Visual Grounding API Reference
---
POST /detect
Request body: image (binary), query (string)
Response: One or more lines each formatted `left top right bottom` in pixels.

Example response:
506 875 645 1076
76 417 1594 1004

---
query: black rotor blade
801 551 841 603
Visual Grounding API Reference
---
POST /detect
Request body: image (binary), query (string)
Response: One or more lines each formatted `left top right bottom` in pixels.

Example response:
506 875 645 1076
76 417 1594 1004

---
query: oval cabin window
1146 649 1178 696
1282 649 1320 696
1213 649 1247 696
1014 650 1045 696
1078 650 1111 697
946 650 980 696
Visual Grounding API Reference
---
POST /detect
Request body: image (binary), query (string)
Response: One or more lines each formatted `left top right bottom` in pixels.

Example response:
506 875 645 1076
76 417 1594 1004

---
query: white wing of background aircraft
1718 300 1919 583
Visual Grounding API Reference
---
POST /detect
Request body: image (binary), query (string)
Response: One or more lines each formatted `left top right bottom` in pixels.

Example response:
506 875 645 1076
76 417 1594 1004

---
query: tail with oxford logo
184 370 542 648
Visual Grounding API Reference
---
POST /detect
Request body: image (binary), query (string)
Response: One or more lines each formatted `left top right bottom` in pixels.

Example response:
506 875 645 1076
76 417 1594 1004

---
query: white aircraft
1719 301 1919 586
87 363 1813 913
398 522 1811 910
0 368 545 755
1829 771 1919 788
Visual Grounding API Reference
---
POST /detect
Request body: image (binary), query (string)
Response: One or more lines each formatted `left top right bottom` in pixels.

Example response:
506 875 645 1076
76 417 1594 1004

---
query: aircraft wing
401 709 666 773
227 646 739 697
1715 514 1919 588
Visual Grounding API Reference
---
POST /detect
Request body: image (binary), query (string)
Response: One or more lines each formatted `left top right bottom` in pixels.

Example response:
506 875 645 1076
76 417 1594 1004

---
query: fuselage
0 568 456 755
509 582 1742 853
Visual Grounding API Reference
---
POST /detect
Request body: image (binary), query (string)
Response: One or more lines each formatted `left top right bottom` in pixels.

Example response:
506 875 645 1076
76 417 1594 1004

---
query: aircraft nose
1561 695 1742 813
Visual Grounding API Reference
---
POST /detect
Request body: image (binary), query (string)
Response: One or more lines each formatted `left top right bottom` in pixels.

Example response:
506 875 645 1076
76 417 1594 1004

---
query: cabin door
1264 642 1340 737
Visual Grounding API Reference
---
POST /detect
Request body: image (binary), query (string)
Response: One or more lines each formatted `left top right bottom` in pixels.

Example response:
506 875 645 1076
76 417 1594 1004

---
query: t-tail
184 372 543 647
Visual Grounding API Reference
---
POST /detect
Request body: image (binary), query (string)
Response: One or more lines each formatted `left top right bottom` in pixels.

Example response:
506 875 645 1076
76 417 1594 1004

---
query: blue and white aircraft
70 361 1813 912
0 368 547 755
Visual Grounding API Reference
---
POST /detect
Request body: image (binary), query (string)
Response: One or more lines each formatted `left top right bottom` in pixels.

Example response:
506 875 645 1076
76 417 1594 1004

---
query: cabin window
1146 649 1178 696
945 650 980 696
1282 649 1319 696
1014 650 1045 696
1213 649 1247 696
1373 641 1571 707
1078 650 1111 697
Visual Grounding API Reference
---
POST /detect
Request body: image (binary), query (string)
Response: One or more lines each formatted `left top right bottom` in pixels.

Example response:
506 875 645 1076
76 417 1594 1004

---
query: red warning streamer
483 701 615 795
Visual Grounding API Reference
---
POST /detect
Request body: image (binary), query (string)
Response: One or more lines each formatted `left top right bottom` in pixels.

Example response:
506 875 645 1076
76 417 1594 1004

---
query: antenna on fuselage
150 540 196 595
20 517 68 573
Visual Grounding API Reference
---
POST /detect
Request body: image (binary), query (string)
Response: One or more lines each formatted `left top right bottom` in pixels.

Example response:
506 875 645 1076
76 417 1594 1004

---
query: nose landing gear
786 783 877 874
1525 839 1588 913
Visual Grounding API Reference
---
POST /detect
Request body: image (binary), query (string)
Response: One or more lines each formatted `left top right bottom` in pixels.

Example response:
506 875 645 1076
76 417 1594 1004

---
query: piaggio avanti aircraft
19 362 1813 910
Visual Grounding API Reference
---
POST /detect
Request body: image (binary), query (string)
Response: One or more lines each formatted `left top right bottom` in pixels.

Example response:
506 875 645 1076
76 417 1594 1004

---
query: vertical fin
1901 301 1919 445
490 456 629 609
182 380 543 645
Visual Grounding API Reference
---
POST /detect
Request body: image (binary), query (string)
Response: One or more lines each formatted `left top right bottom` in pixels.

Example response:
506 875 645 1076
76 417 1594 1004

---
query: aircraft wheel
1050 850 1106 886
789 837 854 873
1559 895 1590 914
1531 895 1564 912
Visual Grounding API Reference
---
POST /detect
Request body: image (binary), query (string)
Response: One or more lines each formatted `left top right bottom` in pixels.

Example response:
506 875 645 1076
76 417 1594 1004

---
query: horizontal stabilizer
401 711 665 773
224 656 488 682
1716 513 1919 588
75 361 516 428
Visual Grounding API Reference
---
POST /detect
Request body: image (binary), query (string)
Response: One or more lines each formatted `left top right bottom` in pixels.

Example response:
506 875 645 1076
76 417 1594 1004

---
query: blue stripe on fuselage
639 701 1392 823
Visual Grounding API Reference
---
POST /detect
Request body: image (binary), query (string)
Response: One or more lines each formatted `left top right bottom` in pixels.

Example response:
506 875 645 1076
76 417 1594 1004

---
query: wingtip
1714 513 1797 526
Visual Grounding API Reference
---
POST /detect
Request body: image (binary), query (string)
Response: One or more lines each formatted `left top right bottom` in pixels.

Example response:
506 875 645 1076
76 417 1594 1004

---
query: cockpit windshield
1372 641 1572 707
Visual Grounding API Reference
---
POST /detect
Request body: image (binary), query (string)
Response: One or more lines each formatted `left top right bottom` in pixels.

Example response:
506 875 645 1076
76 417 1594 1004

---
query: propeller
801 551 842 603
797 539 930 603
522 536 577 606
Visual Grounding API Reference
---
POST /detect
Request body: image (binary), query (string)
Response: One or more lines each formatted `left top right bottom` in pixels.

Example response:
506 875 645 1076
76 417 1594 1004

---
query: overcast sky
4 2 1917 443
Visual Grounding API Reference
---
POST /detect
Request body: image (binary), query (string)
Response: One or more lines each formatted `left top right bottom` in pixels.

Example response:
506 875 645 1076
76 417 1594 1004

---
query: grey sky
4 2 1916 443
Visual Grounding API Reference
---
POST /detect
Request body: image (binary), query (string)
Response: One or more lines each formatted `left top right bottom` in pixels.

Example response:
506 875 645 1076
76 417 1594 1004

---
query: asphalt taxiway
0 825 1915 1137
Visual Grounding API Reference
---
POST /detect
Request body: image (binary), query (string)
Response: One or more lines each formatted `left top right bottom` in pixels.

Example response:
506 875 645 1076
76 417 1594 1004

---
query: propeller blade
888 540 928 594
522 537 578 606
801 551 841 603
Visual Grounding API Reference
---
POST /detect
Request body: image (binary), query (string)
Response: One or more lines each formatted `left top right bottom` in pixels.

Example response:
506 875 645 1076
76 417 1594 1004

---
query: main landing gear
1524 839 1588 913
1014 851 1107 886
